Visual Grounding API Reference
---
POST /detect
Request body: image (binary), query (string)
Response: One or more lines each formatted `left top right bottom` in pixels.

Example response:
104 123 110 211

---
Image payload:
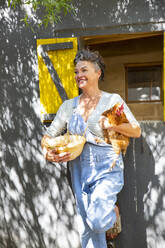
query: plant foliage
8 0 75 27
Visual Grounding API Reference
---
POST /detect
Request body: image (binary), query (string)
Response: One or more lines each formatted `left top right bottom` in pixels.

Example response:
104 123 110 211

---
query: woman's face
74 60 101 90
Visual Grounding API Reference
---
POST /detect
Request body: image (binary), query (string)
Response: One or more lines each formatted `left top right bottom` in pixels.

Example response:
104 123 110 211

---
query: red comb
116 103 124 116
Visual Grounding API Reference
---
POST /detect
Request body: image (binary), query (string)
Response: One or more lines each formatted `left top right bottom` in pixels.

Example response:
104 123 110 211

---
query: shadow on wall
71 0 165 33
117 122 165 248
0 2 79 248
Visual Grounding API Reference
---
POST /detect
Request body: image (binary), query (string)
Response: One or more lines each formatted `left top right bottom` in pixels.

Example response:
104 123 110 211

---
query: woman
41 49 141 248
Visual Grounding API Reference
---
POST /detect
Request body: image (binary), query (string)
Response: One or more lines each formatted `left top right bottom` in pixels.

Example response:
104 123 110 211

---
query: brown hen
102 103 130 170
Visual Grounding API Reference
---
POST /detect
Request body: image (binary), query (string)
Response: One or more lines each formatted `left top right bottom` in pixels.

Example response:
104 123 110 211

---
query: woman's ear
98 69 102 80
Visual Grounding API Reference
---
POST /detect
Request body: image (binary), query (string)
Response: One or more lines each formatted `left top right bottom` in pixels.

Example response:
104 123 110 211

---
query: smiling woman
41 49 141 248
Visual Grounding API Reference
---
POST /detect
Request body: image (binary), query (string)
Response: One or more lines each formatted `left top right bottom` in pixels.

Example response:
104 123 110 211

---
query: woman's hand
99 116 113 130
43 147 71 163
41 135 71 163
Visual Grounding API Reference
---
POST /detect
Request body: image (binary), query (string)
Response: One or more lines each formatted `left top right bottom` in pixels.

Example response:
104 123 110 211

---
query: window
125 63 162 103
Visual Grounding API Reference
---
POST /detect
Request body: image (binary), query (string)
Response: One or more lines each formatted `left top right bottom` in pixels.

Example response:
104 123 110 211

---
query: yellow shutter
37 37 78 122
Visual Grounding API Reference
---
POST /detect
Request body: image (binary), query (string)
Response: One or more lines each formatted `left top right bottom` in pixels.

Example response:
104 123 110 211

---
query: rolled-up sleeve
117 94 140 127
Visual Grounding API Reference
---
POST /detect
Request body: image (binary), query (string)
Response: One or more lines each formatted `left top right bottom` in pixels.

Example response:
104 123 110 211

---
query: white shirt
45 91 140 138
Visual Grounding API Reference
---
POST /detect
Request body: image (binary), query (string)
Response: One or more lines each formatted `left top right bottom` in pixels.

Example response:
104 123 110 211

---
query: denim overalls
68 97 124 248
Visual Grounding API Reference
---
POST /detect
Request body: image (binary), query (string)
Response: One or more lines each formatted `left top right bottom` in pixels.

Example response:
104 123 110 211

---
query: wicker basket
46 134 86 160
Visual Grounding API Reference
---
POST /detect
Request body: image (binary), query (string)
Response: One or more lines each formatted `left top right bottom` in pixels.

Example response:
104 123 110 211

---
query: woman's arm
111 122 141 138
99 94 141 138
99 116 141 138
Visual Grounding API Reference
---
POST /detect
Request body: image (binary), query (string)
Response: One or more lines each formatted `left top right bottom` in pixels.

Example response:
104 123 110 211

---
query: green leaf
7 0 11 7
8 0 75 28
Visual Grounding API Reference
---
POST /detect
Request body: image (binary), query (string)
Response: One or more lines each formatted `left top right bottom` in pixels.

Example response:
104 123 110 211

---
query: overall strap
73 96 80 109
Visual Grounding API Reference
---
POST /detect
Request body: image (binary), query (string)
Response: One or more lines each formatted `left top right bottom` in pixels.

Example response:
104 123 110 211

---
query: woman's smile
77 77 87 87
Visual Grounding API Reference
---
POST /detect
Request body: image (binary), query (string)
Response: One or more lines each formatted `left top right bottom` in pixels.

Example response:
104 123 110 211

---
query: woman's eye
75 70 87 74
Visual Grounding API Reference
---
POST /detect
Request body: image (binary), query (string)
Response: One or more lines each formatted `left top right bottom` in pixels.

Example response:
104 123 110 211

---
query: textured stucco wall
54 0 165 37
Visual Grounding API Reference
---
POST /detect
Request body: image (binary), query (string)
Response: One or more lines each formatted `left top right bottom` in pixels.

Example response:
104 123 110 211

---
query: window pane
151 83 160 100
128 87 150 101
127 65 162 102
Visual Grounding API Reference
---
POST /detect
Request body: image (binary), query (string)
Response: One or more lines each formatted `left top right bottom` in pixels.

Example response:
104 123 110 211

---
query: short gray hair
74 49 105 81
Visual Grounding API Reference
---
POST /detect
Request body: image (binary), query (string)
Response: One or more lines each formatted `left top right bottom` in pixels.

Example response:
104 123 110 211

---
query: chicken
102 102 130 170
